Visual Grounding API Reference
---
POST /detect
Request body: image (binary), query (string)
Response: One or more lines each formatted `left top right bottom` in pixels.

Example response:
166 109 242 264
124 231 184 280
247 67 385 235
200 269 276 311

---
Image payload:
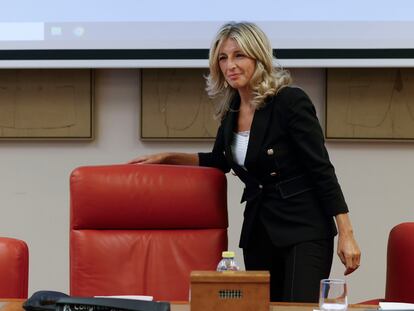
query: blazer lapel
244 96 274 170
222 95 240 165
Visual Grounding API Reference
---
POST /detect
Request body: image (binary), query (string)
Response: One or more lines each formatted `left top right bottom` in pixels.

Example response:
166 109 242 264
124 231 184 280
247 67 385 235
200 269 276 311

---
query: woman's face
218 38 256 92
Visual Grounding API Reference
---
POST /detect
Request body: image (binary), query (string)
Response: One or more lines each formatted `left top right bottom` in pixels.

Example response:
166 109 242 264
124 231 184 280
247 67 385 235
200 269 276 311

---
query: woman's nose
227 58 236 69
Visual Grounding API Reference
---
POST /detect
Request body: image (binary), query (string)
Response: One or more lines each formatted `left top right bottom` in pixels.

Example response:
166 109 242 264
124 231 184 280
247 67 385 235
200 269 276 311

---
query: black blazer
199 86 348 248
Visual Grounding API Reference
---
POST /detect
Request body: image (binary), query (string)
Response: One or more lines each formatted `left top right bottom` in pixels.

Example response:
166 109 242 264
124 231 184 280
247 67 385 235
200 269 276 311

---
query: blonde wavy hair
206 22 292 120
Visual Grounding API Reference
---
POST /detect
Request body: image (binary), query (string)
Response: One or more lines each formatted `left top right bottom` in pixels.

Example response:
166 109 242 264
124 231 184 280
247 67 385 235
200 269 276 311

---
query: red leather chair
361 222 414 304
0 237 29 298
70 164 228 301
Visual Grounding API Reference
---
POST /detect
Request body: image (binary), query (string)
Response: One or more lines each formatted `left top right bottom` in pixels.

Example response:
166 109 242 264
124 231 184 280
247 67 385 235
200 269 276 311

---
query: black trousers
243 221 334 302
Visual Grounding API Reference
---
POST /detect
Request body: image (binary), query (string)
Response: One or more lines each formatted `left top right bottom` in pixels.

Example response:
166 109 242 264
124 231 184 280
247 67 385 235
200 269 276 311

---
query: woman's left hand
337 232 361 275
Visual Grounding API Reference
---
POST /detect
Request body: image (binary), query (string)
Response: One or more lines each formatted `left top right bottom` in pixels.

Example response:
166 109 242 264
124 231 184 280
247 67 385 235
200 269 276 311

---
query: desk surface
0 299 375 311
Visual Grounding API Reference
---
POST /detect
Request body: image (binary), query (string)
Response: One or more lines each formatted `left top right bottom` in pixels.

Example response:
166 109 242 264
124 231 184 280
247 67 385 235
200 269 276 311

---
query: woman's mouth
228 73 240 80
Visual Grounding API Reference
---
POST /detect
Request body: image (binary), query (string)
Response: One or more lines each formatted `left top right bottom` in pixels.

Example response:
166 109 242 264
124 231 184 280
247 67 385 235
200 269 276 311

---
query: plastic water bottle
216 251 240 271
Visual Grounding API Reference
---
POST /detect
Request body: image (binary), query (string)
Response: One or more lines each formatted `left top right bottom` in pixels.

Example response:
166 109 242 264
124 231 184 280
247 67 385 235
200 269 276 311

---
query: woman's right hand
128 152 169 165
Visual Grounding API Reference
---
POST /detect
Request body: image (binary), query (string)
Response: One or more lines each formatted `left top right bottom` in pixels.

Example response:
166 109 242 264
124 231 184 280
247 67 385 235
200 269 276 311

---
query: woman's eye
236 53 245 58
219 56 226 61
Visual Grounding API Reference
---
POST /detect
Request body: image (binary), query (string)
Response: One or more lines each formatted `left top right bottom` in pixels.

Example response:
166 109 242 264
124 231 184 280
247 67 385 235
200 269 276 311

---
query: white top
231 131 250 168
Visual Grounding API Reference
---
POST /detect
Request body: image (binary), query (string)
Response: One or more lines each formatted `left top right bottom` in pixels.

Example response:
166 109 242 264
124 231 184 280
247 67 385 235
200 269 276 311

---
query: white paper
380 302 414 310
94 295 153 301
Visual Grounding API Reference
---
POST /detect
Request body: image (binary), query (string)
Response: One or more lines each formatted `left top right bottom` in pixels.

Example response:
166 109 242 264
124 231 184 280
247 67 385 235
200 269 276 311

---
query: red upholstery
385 222 414 303
70 164 228 301
0 237 29 298
359 222 414 304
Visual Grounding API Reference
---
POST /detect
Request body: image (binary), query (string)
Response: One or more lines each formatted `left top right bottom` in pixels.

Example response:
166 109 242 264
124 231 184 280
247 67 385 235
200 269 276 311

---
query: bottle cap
222 251 235 258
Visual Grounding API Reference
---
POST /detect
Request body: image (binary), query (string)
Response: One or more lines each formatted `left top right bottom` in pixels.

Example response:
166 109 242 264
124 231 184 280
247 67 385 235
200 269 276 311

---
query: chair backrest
0 237 29 298
70 164 228 301
385 222 414 303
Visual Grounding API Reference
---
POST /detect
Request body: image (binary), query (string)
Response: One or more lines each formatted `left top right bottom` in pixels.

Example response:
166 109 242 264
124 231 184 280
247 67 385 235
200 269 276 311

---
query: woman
129 22 361 302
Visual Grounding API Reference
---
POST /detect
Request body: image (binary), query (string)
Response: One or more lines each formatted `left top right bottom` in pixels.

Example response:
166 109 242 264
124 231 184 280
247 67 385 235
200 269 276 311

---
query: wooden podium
190 271 270 311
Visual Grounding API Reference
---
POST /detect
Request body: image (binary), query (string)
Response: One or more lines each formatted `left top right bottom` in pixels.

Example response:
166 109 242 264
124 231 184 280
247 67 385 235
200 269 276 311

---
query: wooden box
190 271 270 311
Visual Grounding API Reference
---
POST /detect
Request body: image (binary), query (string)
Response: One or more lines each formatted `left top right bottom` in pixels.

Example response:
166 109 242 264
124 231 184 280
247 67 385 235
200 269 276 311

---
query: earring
224 81 228 88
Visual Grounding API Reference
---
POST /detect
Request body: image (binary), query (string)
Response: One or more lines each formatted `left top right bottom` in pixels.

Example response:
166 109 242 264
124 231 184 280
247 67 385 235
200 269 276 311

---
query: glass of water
319 279 348 311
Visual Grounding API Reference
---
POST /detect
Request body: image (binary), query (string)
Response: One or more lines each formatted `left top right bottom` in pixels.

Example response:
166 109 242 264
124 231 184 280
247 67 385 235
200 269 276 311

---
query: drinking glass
319 279 348 311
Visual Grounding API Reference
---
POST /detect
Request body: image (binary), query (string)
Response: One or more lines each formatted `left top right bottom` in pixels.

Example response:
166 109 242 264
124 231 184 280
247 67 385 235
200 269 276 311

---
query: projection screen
1 0 413 67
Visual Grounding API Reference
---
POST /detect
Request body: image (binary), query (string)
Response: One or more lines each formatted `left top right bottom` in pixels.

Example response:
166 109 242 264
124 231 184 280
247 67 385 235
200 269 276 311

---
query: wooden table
170 301 376 311
0 299 376 311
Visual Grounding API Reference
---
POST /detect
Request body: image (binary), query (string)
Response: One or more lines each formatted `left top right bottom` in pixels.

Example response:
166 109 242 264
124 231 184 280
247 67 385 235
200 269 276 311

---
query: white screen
1 0 414 67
